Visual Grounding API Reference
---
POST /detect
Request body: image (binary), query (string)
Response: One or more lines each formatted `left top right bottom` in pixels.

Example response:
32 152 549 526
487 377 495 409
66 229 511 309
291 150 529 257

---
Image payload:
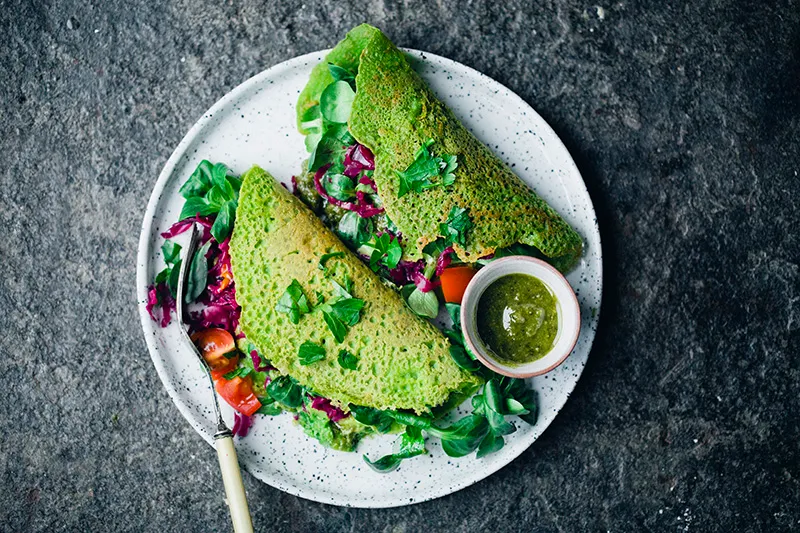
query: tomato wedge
439 265 477 304
191 328 238 374
214 375 262 416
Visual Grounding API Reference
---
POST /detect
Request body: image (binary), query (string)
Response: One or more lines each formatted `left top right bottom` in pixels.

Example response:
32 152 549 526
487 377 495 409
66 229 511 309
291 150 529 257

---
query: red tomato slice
191 328 238 373
214 375 262 416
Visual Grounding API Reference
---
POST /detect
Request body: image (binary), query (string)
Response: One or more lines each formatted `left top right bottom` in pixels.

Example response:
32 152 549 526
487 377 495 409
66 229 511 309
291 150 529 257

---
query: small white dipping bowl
460 256 581 378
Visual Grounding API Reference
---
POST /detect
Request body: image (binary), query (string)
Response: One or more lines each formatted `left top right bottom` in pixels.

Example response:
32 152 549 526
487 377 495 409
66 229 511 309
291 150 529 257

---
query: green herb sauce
476 274 559 366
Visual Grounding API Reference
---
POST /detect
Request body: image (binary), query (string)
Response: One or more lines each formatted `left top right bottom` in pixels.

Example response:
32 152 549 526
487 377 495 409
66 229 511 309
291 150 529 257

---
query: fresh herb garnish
298 341 326 365
359 233 402 272
318 251 346 270
395 139 458 198
222 366 252 380
337 349 359 370
318 279 364 343
178 161 240 242
185 241 211 303
439 206 473 248
275 279 311 324
266 375 305 408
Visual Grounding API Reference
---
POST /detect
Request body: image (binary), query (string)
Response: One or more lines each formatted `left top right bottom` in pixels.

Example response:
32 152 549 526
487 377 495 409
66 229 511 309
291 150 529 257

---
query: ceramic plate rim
136 48 602 508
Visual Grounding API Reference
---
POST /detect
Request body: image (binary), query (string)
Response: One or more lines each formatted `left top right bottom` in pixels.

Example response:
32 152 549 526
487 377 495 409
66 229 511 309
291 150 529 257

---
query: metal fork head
176 223 230 436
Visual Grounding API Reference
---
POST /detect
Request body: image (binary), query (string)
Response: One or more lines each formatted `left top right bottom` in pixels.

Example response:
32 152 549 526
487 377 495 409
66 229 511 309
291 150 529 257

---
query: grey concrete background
1 1 798 532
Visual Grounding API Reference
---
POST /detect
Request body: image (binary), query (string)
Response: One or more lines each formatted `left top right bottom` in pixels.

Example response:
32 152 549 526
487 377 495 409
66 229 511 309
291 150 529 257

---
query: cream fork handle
215 434 254 533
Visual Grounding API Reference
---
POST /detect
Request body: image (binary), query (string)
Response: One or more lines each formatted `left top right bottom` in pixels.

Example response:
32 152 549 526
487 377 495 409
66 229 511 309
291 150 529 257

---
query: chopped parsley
439 206 473 248
337 349 359 370
298 341 326 365
395 139 458 198
275 279 311 324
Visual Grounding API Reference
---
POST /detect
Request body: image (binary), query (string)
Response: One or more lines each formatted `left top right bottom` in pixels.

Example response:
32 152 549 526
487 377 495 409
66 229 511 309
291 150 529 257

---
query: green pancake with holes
297 24 583 272
229 166 481 414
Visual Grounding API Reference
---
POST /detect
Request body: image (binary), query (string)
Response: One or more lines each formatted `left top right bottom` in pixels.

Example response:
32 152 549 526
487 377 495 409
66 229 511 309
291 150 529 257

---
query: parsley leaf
395 139 458 198
298 341 326 365
275 279 311 324
327 298 364 326
440 206 473 248
319 279 364 343
322 311 348 343
337 349 359 370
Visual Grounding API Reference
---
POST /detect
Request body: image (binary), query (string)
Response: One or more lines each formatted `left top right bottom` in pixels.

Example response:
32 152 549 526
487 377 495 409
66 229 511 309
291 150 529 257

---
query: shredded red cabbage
146 282 176 327
314 164 384 218
187 237 242 333
413 271 440 293
342 144 375 177
160 215 214 241
387 259 424 286
309 396 349 423
290 175 299 196
232 412 253 437
250 350 275 373
435 246 455 277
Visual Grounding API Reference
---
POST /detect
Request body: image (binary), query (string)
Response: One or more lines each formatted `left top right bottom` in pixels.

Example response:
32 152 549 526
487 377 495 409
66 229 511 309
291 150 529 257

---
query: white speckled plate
136 49 602 508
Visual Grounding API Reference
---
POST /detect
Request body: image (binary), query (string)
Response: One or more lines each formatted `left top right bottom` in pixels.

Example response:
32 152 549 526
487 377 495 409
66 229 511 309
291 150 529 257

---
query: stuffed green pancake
230 166 481 415
295 23 583 272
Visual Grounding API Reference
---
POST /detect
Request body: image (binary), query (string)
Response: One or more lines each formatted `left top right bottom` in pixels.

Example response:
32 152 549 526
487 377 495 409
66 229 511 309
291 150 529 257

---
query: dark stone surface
1 1 798 531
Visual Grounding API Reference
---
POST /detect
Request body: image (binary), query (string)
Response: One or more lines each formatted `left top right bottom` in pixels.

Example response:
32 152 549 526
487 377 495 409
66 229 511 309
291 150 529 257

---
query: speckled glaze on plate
136 49 602 508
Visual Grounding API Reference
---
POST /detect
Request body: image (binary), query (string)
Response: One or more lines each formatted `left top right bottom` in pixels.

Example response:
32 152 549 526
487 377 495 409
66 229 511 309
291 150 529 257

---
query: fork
176 223 254 533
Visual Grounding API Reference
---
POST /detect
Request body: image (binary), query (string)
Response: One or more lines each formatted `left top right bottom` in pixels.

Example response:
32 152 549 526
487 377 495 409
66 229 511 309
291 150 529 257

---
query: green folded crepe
229 166 481 415
297 24 583 272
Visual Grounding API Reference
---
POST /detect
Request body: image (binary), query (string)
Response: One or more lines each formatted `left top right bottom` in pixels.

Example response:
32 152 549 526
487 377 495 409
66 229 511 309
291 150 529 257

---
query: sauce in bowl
476 273 559 366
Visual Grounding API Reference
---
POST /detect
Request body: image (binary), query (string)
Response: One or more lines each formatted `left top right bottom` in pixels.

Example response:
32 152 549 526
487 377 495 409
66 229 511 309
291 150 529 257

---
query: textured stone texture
1 1 798 532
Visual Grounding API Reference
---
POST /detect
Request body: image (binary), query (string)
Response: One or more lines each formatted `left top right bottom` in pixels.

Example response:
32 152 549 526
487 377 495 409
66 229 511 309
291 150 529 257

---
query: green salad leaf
363 426 428 473
328 63 356 90
320 80 355 123
266 375 305 408
321 173 355 201
178 162 240 231
337 211 373 247
185 241 211 303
